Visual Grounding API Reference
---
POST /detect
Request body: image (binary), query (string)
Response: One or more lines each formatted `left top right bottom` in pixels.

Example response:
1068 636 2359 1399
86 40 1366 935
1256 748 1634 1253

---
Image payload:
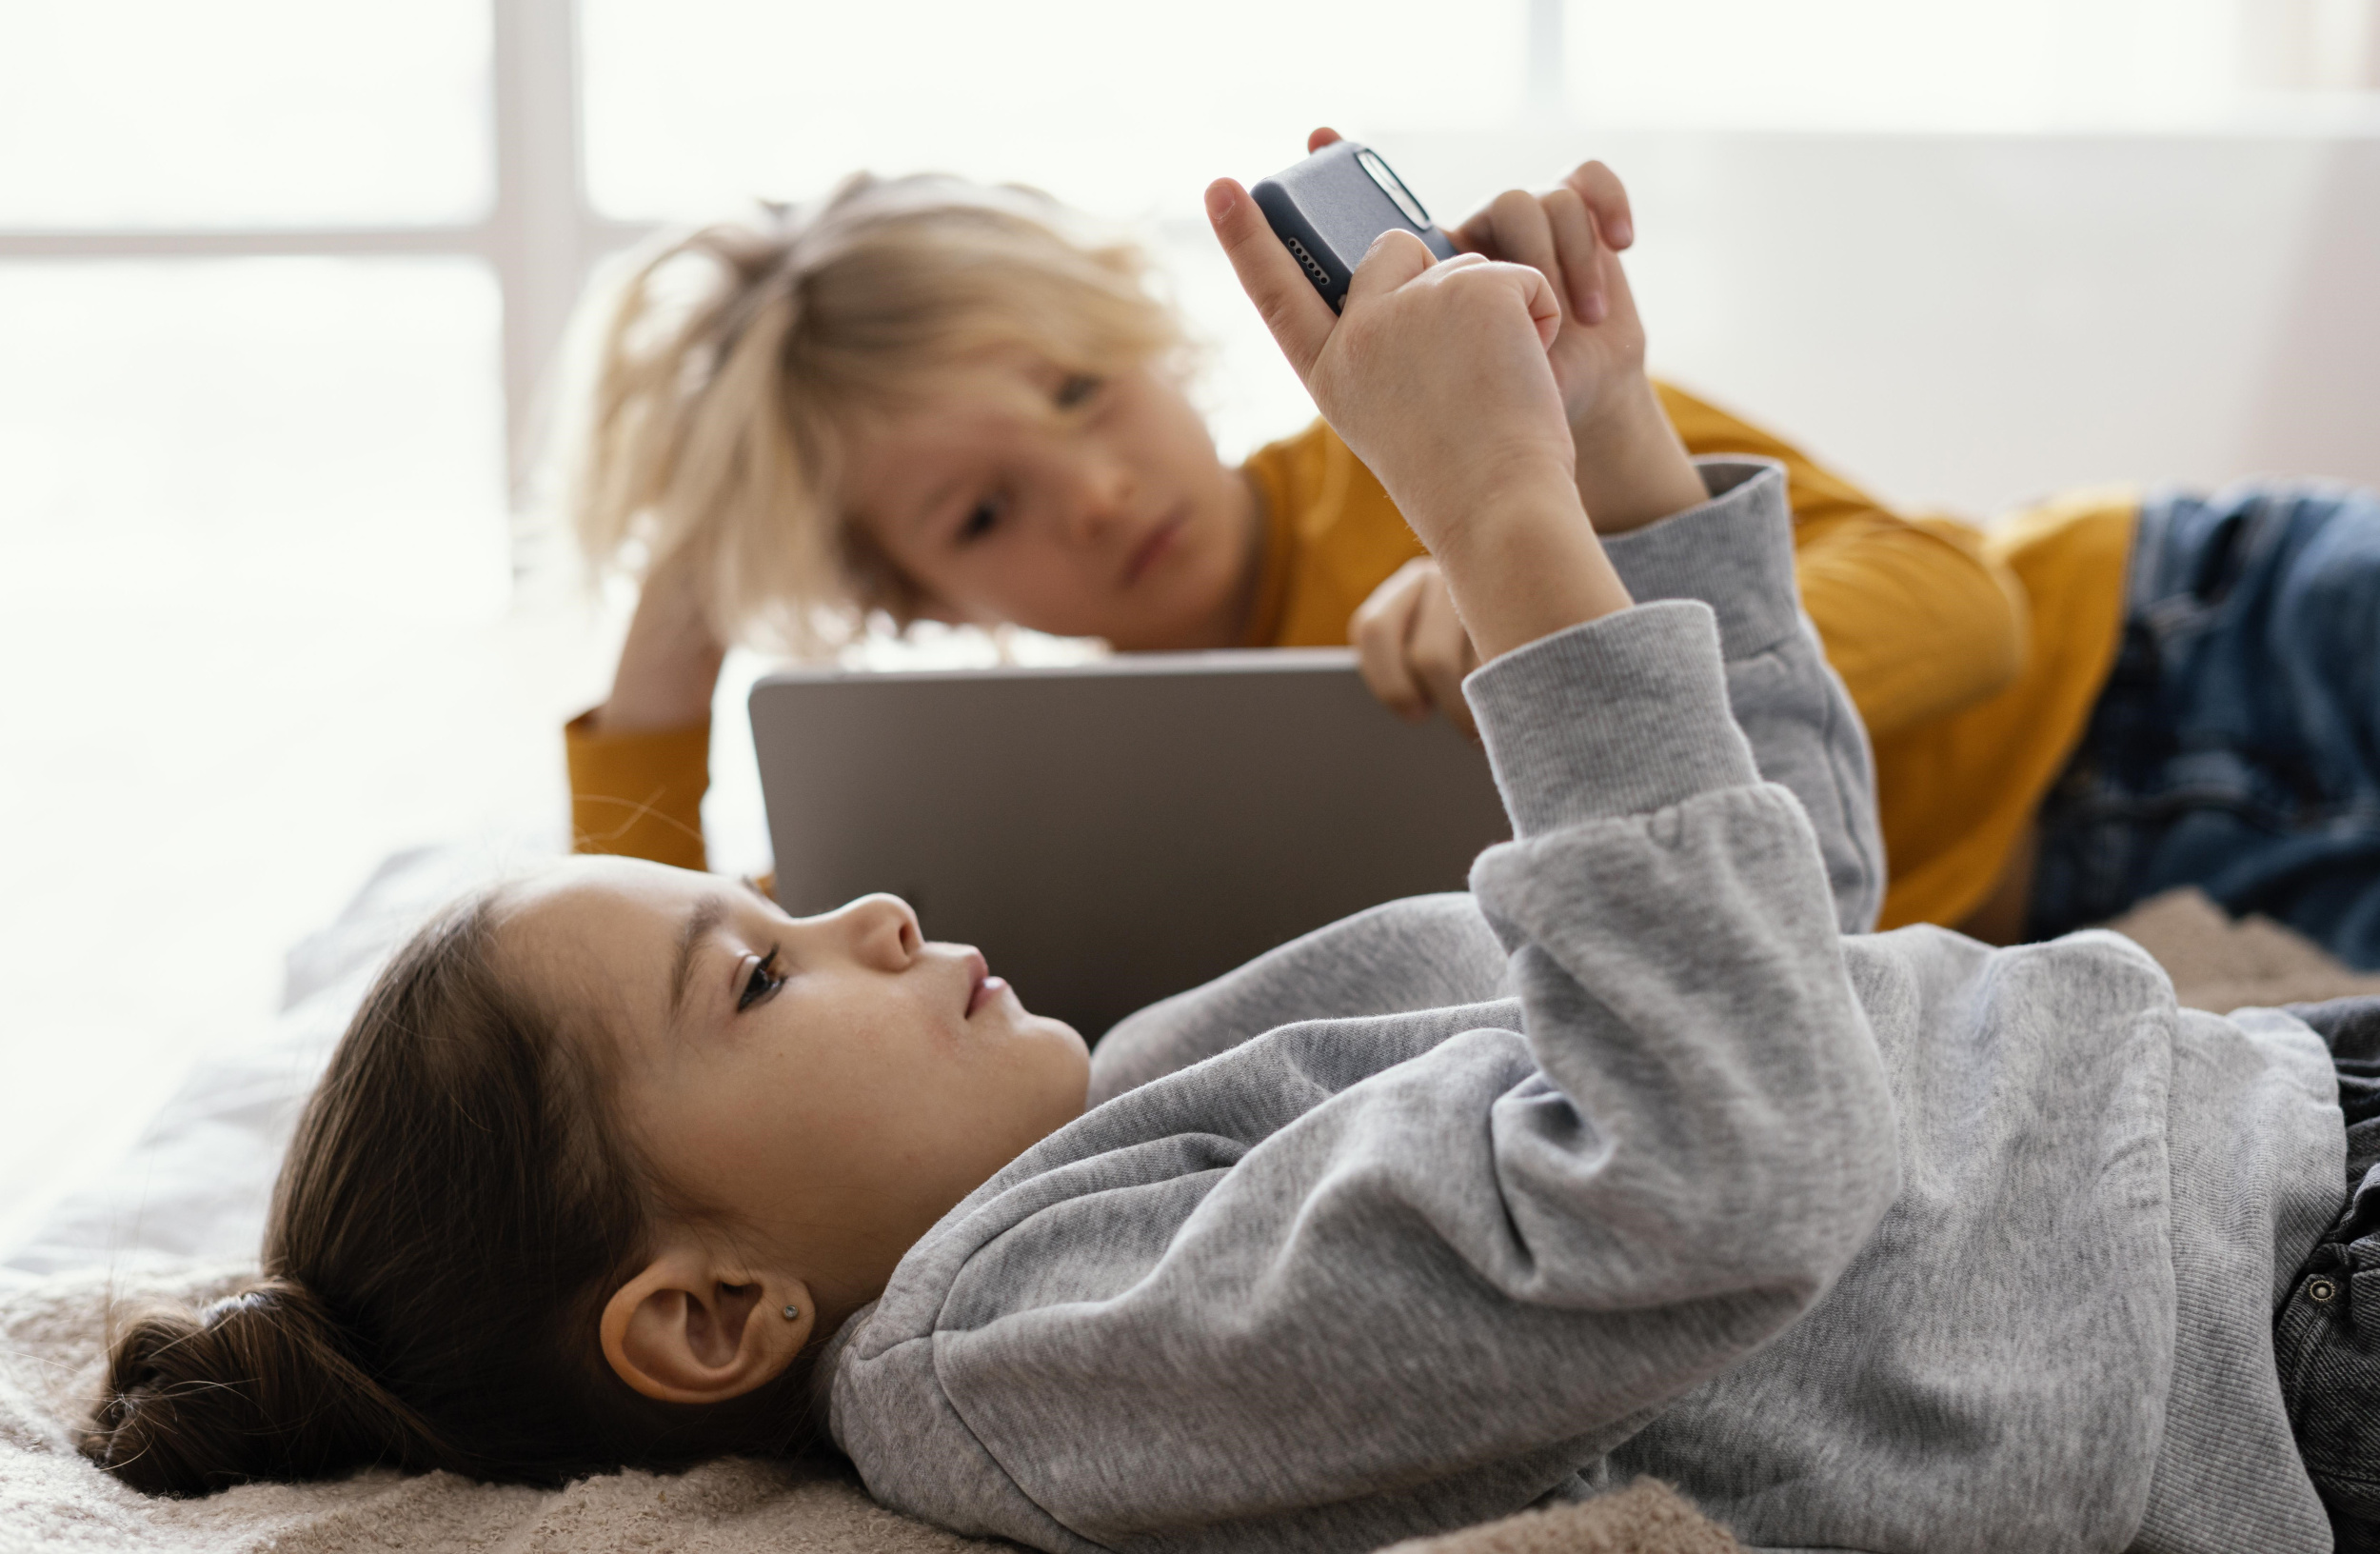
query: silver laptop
749 648 1509 1037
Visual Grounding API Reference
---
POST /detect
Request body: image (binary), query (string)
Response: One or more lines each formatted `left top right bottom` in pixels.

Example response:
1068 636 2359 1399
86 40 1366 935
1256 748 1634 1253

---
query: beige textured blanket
2100 887 2380 1014
0 1264 1738 1554
5 890 2370 1554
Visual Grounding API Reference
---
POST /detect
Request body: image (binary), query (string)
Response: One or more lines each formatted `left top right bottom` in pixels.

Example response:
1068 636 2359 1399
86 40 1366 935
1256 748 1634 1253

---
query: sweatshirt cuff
1463 601 1760 838
1597 458 1798 664
564 707 713 872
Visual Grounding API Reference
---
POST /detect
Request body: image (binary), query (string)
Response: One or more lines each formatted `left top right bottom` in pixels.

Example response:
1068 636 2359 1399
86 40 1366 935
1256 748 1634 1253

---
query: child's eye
1054 373 1101 409
737 948 785 1012
957 496 1002 544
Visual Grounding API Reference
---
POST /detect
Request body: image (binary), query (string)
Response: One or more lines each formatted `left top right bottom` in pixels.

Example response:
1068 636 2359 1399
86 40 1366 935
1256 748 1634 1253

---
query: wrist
597 652 723 733
1571 377 1709 534
600 586 726 734
1433 488 1633 663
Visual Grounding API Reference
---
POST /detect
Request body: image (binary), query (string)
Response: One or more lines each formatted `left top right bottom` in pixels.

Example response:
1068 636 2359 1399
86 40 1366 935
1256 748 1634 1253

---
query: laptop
749 648 1509 1038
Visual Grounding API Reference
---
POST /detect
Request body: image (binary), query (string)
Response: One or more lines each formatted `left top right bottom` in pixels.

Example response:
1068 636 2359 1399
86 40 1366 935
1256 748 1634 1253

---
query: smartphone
1251 141 1459 313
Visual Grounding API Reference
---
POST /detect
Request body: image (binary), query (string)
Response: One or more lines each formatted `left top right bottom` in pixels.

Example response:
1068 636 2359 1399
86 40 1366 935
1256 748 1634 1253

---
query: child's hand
1448 161 1647 441
1295 134 1703 536
1351 558 1478 739
598 548 726 734
1205 179 1569 554
1302 130 1644 443
1454 162 1710 533
1301 130 1644 444
1207 176 1631 660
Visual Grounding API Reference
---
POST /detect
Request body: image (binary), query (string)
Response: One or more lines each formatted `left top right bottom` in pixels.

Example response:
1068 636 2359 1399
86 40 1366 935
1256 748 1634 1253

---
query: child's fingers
1447 188 1545 269
1406 573 1479 739
1542 187 1605 325
1483 189 1560 290
1206 178 1337 378
1452 190 1597 330
1343 228 1441 310
1446 199 1498 257
1562 160 1635 249
1307 126 1343 153
1352 562 1434 721
1442 257 1564 352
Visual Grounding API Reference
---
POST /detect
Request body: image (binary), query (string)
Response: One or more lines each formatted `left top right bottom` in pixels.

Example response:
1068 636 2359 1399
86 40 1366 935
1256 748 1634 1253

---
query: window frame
0 0 647 503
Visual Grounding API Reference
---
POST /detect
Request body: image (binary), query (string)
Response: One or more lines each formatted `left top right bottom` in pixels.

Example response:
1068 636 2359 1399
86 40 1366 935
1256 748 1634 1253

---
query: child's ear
600 1245 814 1404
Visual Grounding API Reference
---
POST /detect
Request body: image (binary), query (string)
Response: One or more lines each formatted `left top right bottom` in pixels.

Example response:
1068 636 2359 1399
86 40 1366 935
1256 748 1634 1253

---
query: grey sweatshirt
824 462 2346 1554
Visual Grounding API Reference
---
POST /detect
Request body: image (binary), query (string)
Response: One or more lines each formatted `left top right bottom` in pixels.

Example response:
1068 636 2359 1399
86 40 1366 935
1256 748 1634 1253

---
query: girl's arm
843 604 1902 1551
829 179 1899 1551
1090 456 1883 1102
1656 382 2026 737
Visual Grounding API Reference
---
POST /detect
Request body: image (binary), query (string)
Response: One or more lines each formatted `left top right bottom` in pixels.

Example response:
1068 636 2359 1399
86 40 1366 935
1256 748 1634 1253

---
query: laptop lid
749 648 1509 1038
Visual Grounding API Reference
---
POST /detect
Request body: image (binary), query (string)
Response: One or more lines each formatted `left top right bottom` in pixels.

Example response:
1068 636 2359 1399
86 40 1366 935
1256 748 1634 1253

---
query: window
581 0 1530 222
0 0 490 228
0 2 534 1246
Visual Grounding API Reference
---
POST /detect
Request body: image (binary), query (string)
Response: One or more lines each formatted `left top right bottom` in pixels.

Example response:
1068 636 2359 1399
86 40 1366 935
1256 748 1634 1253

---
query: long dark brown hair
82 889 816 1496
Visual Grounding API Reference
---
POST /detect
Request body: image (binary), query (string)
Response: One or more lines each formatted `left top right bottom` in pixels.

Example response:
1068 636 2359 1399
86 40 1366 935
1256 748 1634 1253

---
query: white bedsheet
1 840 535 1284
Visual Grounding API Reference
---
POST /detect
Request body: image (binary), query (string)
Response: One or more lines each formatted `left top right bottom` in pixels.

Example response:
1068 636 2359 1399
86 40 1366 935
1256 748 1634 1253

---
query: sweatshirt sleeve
1601 458 1883 933
564 709 711 871
1655 377 2025 739
1090 459 1880 1106
833 603 1902 1553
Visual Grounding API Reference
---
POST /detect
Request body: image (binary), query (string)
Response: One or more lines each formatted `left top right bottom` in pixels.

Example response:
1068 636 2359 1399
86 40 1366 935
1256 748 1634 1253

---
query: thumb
1343 228 1439 310
1207 177 1337 378
1512 260 1563 350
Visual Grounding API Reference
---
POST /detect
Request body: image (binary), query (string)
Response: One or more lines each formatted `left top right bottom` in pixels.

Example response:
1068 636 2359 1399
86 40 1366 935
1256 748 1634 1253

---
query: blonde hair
557 173 1181 652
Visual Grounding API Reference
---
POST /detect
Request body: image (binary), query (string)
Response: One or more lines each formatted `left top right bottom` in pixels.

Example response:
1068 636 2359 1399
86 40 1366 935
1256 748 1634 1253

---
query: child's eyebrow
669 896 730 1025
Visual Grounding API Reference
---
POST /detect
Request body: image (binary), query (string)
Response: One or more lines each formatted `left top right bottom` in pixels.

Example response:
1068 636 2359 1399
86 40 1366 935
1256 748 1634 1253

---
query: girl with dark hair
85 895 833 1488
87 166 2370 1554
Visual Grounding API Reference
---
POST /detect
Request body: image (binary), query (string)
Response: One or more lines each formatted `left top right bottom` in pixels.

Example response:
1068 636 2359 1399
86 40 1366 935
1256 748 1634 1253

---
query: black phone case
1250 141 1458 313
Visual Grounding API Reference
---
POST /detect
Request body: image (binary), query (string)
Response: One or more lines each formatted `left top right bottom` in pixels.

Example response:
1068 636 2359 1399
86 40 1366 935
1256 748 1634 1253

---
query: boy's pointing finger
1206 178 1336 379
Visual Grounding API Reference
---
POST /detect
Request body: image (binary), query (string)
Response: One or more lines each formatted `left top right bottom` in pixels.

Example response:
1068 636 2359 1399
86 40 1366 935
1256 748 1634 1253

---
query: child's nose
833 893 921 970
1059 453 1133 544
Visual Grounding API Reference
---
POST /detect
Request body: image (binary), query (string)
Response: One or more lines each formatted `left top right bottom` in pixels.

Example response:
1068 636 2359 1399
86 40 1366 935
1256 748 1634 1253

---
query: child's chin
1022 1011 1088 1062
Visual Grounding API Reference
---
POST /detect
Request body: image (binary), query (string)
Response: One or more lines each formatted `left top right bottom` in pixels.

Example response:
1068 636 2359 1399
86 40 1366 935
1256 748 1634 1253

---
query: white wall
1371 129 2380 516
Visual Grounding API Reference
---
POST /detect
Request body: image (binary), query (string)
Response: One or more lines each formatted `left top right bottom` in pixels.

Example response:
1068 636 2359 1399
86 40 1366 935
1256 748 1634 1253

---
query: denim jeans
2280 996 2380 1550
2031 483 2380 968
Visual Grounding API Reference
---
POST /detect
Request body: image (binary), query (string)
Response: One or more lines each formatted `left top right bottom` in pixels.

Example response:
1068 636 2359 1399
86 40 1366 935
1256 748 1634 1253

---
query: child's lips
963 948 1003 1016
1123 509 1186 587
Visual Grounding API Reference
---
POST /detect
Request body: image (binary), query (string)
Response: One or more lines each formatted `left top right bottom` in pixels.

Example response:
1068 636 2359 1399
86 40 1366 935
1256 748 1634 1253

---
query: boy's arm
1797 509 2026 736
567 550 726 872
564 712 712 871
